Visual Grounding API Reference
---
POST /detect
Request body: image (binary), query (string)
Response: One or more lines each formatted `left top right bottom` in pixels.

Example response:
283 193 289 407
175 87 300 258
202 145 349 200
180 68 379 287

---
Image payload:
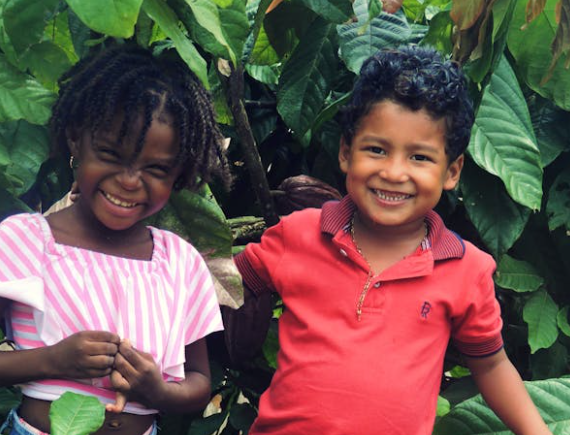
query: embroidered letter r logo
421 301 432 319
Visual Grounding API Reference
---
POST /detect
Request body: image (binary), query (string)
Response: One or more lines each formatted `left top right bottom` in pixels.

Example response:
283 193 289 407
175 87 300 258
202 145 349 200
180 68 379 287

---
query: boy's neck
351 212 428 274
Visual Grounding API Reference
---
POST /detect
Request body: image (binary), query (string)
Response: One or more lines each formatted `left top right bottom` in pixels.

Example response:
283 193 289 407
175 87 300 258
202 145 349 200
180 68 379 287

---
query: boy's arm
466 349 551 435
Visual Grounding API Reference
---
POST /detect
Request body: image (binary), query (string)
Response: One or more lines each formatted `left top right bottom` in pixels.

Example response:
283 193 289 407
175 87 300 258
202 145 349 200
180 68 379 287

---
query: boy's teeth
103 192 137 208
374 190 410 201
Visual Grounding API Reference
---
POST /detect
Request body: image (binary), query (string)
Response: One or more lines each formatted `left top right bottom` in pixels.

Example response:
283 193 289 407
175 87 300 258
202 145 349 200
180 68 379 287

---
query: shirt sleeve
234 219 287 296
0 214 44 282
451 253 504 357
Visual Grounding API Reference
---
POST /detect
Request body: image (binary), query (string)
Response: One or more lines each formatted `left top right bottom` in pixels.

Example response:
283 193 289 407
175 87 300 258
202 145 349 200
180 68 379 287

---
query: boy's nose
116 167 143 190
379 159 410 183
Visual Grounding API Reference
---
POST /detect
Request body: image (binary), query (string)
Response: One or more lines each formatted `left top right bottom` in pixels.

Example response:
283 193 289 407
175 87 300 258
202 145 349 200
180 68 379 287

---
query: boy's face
338 101 463 234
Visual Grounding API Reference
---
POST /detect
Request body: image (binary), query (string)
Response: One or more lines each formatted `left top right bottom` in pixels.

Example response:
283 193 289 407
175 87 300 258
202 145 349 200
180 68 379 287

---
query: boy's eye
411 154 431 162
366 146 386 155
97 148 121 160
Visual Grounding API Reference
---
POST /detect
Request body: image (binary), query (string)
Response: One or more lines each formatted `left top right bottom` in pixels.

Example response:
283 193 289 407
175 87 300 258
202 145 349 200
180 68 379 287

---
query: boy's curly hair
339 45 474 162
50 44 230 191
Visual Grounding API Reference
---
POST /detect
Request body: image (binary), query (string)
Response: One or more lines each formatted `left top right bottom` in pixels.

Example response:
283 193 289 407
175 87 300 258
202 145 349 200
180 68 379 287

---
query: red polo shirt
235 197 503 435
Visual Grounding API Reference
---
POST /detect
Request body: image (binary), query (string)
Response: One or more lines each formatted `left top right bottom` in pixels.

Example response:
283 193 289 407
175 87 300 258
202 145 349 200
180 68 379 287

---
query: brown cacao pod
273 175 343 215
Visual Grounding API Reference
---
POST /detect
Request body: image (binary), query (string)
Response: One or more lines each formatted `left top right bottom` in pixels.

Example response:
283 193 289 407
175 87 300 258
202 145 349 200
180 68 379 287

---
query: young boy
230 46 551 434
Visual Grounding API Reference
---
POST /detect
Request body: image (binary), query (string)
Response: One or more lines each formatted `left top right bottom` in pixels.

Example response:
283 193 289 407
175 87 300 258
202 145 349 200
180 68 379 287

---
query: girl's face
70 112 182 232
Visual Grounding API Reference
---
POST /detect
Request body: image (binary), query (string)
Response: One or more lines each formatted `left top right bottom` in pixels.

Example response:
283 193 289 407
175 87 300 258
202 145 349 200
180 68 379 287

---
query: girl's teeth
103 192 137 208
375 190 409 201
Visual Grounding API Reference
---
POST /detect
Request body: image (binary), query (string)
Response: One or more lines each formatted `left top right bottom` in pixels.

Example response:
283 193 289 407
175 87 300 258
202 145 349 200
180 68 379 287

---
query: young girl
0 44 230 435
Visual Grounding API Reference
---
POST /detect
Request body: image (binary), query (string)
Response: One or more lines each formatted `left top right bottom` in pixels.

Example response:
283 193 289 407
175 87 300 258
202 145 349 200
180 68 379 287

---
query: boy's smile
339 100 463 236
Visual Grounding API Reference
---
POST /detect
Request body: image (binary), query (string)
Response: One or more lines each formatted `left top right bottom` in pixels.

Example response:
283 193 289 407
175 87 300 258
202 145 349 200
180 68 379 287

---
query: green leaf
546 171 570 232
142 0 209 87
19 41 73 90
468 55 542 211
183 0 237 64
3 0 60 54
433 378 570 434
528 95 569 167
557 306 570 337
0 120 50 196
294 0 352 24
65 0 143 38
262 326 279 369
188 412 227 435
523 289 559 353
421 10 454 55
494 254 544 293
508 0 570 110
0 54 56 125
0 187 32 220
218 0 249 62
277 18 337 141
337 2 411 74
49 392 105 435
249 25 280 65
460 159 530 258
436 395 451 417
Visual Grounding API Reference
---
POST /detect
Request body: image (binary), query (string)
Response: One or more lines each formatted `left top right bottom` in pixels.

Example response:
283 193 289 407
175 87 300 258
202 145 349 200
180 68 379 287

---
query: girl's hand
48 331 120 379
111 340 164 409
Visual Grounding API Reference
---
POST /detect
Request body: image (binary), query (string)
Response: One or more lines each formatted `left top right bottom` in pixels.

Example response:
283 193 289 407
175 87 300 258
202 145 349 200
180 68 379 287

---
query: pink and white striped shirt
0 213 223 414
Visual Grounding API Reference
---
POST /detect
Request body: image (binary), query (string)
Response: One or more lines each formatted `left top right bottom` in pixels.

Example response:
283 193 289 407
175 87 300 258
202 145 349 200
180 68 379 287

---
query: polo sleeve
234 220 286 296
451 255 503 357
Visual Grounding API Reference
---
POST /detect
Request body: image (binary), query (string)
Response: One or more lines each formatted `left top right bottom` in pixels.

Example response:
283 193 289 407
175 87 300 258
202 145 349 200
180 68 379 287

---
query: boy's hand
48 331 120 379
111 340 164 409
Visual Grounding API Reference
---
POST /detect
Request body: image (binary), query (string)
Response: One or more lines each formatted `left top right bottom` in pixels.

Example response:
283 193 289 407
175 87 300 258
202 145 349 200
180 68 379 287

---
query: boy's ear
338 137 351 174
443 154 464 190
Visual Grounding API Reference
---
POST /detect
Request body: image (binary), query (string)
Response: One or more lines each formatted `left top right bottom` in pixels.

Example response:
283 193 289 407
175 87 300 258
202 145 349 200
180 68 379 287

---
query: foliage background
0 0 570 433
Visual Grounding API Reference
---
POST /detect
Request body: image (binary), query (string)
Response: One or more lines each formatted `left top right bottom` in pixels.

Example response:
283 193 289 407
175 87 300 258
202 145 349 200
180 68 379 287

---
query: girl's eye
97 148 120 160
146 165 170 177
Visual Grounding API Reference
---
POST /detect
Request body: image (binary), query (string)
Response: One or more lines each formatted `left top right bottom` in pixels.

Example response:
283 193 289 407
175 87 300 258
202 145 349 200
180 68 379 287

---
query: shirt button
373 282 381 288
339 249 348 257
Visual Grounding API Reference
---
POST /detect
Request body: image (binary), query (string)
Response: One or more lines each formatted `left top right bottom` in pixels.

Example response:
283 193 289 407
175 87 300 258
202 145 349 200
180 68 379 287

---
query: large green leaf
65 0 143 38
294 0 352 24
248 24 280 65
218 0 249 62
494 254 544 293
468 55 542 211
0 54 55 125
461 159 530 258
183 0 237 64
0 187 31 220
557 306 570 338
546 171 570 232
49 392 105 435
142 0 209 87
433 378 570 434
0 120 50 196
277 17 337 142
3 0 60 54
524 289 559 353
508 0 570 110
528 95 570 167
19 41 72 90
337 0 411 74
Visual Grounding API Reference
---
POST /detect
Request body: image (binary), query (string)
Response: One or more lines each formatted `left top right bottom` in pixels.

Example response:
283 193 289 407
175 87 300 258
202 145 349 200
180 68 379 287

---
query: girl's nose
379 158 410 183
117 167 143 190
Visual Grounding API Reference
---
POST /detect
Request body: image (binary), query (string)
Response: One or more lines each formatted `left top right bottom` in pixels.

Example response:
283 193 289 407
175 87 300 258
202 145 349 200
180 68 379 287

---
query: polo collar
320 196 465 261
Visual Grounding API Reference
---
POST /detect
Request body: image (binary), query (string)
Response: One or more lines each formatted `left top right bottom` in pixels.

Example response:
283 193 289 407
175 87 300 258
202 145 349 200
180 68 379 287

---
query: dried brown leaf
542 0 570 85
382 0 404 14
526 0 548 25
450 0 487 30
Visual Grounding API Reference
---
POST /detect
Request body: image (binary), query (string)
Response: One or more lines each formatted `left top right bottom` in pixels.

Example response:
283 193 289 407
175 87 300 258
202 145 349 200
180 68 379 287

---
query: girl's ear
65 127 80 155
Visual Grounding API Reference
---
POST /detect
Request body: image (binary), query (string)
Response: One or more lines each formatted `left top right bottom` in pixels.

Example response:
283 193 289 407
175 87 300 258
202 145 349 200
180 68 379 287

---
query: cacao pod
273 175 343 215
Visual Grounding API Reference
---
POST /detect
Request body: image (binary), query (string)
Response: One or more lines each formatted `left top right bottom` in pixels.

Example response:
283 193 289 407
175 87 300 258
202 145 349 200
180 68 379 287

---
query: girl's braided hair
50 44 230 191
340 45 474 162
